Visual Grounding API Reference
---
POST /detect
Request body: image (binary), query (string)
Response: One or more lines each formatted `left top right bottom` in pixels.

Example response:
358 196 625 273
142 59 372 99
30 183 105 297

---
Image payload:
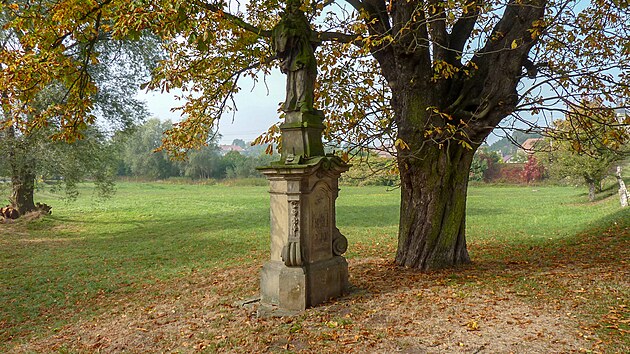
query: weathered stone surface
279 111 325 165
617 166 629 207
257 1 350 314
258 157 349 312
305 256 349 306
260 260 307 312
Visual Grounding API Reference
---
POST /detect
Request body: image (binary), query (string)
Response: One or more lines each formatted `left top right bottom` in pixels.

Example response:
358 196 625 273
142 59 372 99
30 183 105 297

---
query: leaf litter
6 222 629 353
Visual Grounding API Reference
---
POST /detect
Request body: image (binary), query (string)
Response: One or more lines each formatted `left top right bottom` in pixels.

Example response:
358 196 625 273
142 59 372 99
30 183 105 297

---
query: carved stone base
305 256 349 306
260 257 348 312
258 156 350 314
260 260 306 312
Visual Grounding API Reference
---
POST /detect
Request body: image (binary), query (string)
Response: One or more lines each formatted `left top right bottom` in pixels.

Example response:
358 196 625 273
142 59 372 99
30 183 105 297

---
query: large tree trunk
392 90 474 270
10 169 36 215
361 0 545 270
6 126 37 214
396 144 473 270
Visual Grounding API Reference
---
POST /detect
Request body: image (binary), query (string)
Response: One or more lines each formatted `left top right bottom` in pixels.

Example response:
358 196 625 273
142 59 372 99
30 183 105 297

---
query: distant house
375 149 394 159
519 138 544 155
219 145 244 155
372 144 394 159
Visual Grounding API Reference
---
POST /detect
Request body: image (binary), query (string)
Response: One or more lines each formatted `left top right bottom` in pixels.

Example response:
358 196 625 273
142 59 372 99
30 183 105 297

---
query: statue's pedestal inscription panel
259 158 349 312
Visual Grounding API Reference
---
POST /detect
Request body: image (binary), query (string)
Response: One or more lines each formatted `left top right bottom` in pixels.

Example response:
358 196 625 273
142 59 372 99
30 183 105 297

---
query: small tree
522 155 545 183
0 4 159 213
544 102 628 201
183 145 225 180
118 119 182 180
470 147 502 182
545 145 619 201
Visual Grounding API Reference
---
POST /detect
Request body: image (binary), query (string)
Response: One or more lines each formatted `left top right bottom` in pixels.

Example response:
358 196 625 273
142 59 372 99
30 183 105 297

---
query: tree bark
6 127 37 215
357 0 546 270
392 89 474 270
10 169 36 215
396 144 473 269
587 179 596 202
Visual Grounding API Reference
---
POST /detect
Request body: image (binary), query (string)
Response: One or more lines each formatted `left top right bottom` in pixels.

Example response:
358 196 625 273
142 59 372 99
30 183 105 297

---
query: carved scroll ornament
282 200 303 266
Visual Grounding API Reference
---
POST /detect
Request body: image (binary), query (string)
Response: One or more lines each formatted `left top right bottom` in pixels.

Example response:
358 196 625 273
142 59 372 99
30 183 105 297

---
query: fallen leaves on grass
5 218 629 353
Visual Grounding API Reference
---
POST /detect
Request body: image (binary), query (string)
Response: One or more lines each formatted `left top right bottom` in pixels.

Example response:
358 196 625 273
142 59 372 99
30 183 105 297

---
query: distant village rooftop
219 145 244 155
520 138 544 154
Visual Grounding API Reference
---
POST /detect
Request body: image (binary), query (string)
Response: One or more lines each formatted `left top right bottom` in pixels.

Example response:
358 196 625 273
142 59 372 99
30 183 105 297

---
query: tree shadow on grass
347 207 630 295
343 208 629 352
339 204 507 230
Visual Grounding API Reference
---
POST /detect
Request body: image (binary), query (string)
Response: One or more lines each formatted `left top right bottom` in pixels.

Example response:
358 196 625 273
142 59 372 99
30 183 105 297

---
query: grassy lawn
0 182 628 352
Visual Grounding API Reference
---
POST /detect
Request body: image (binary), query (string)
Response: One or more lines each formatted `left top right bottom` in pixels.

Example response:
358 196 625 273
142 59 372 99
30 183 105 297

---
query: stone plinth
279 111 325 165
258 156 350 313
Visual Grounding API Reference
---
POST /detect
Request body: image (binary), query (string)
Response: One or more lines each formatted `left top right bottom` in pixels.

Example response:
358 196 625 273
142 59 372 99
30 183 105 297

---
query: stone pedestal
258 157 350 312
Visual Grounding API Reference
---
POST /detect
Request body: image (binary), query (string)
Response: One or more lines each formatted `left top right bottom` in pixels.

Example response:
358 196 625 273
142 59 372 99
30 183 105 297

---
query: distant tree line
114 119 275 181
0 118 277 204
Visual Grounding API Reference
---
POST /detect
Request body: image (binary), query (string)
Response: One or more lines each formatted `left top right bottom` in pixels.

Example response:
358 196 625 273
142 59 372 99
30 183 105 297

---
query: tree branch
427 0 449 62
318 31 359 43
449 0 482 60
50 0 114 50
344 0 397 81
194 0 272 38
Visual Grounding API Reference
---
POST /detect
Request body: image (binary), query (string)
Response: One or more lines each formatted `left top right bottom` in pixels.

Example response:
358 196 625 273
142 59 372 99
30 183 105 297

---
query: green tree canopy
0 2 161 213
542 102 629 201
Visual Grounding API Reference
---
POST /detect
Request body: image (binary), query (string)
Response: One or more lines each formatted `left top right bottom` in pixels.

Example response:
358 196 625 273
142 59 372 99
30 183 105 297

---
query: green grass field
1 182 628 352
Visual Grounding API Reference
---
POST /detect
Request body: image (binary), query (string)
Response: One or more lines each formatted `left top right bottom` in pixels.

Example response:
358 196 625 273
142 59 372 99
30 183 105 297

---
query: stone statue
257 2 350 315
272 0 318 113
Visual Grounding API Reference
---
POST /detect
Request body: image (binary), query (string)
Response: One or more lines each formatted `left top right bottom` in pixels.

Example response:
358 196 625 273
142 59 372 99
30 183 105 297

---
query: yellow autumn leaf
511 40 518 49
466 320 479 331
394 138 409 150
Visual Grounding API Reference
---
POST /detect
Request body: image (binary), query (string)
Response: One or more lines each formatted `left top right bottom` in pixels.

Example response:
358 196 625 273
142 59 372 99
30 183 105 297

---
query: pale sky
137 63 519 147
138 71 285 145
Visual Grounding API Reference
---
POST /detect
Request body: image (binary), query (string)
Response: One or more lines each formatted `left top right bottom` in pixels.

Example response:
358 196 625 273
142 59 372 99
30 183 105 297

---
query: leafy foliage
341 154 399 186
114 119 276 180
0 2 161 212
2 0 629 268
469 147 502 181
2 1 627 151
116 119 182 179
521 155 545 183
541 101 629 198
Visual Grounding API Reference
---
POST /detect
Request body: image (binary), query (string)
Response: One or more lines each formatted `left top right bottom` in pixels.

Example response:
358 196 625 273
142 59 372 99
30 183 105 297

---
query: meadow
0 182 628 353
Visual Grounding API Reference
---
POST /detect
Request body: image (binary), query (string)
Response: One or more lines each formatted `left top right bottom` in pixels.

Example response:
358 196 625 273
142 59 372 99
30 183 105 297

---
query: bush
470 148 502 182
522 155 545 183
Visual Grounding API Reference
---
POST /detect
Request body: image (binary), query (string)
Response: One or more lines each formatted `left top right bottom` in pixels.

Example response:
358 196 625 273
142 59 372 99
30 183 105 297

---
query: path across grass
1 183 628 352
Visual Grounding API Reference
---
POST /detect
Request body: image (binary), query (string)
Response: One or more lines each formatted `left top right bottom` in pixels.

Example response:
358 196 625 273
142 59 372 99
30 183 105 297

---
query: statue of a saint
272 0 318 113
